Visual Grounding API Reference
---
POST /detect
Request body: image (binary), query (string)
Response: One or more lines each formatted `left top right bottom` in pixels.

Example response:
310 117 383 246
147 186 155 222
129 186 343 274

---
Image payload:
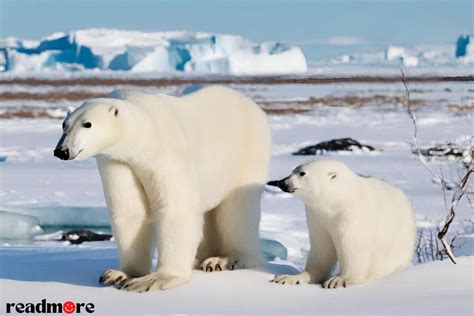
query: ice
0 29 308 75
261 238 288 261
455 34 473 62
327 35 474 67
385 46 406 61
1 207 110 227
0 211 44 240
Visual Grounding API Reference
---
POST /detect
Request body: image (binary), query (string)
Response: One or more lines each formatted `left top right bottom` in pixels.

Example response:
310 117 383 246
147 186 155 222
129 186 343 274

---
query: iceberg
455 35 473 62
0 29 308 75
0 211 44 240
329 35 474 67
385 46 418 67
261 238 288 261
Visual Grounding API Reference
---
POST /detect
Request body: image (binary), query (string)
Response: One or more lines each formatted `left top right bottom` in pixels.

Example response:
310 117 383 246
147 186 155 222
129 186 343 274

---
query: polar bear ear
328 172 337 180
109 106 119 117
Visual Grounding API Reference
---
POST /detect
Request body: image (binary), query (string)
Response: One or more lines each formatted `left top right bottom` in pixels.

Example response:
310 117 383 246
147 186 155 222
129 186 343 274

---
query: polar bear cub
267 160 415 288
54 86 271 292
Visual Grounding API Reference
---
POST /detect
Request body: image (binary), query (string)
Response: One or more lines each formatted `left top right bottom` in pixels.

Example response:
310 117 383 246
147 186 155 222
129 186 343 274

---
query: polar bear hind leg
195 210 220 269
200 109 270 272
97 157 155 285
201 184 265 272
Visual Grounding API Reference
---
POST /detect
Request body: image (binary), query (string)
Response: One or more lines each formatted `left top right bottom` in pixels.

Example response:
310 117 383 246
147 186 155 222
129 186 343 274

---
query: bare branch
401 69 473 264
401 70 448 188
437 166 472 264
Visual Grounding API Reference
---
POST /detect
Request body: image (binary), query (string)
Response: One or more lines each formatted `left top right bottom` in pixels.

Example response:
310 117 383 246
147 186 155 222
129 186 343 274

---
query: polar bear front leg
120 208 203 292
324 226 371 289
97 157 154 285
273 217 337 286
119 163 203 292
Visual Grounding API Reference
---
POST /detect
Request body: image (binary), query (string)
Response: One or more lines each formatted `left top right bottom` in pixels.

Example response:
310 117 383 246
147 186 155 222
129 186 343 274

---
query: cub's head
54 99 121 161
267 160 356 202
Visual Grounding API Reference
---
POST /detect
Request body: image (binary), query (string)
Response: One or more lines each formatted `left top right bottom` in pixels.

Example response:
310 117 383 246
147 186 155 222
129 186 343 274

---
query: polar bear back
109 86 271 212
362 176 416 277
180 86 271 203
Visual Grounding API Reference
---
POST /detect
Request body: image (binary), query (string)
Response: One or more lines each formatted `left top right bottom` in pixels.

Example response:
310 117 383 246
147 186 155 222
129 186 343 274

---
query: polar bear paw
200 257 237 272
200 256 249 272
99 269 128 286
322 276 348 289
271 273 310 285
119 272 188 292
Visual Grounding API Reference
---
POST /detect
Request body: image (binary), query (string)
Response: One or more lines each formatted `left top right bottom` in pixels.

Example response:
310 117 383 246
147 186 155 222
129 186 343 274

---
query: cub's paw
200 257 231 272
119 272 188 292
271 274 310 285
99 269 128 286
322 276 348 289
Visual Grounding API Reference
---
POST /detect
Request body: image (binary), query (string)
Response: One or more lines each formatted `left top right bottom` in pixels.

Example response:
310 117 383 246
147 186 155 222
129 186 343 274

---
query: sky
0 0 472 60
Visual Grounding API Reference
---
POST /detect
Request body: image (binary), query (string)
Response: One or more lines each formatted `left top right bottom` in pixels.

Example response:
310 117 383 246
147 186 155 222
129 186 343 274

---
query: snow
0 245 472 314
0 79 472 314
0 29 308 75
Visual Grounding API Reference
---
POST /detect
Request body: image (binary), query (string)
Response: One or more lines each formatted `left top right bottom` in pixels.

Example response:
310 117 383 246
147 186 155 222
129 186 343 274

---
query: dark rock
417 143 472 159
60 229 112 245
293 137 375 155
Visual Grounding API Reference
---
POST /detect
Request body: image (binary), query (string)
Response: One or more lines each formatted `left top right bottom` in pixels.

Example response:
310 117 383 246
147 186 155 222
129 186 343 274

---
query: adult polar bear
54 86 271 292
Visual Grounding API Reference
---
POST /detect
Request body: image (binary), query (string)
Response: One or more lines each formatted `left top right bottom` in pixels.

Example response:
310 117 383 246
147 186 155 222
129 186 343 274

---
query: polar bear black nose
267 178 293 193
54 147 69 160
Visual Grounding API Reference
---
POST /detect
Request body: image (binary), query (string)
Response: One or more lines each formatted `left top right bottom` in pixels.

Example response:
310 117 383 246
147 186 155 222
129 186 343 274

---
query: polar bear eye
328 172 337 179
83 122 92 128
299 172 306 177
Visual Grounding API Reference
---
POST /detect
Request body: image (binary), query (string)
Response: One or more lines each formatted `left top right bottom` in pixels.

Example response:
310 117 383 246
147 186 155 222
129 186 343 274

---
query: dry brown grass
1 75 472 87
257 95 426 107
0 108 61 119
447 104 474 112
0 91 105 101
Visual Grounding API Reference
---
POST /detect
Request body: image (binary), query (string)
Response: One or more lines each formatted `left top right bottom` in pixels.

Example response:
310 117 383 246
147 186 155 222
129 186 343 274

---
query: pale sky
1 0 472 59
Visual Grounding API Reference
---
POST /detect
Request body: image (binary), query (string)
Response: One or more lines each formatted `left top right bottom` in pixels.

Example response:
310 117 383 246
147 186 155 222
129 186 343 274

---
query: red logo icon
63 301 76 314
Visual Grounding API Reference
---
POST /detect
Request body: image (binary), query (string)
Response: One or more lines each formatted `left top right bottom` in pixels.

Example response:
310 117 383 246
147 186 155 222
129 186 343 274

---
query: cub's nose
267 178 291 192
54 147 69 160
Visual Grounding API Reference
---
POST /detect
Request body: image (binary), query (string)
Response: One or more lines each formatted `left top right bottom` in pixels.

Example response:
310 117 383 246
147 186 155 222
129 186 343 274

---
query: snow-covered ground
0 245 471 315
0 80 472 314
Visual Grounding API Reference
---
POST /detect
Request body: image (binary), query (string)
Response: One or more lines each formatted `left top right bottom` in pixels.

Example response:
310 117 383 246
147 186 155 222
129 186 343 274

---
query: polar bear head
54 99 122 160
267 160 358 204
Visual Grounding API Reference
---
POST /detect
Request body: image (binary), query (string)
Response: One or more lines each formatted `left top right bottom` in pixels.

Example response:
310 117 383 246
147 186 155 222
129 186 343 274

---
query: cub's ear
328 172 337 180
109 106 119 117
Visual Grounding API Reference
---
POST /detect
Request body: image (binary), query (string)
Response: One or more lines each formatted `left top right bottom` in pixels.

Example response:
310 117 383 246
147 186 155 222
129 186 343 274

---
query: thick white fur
272 160 416 288
59 87 271 291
